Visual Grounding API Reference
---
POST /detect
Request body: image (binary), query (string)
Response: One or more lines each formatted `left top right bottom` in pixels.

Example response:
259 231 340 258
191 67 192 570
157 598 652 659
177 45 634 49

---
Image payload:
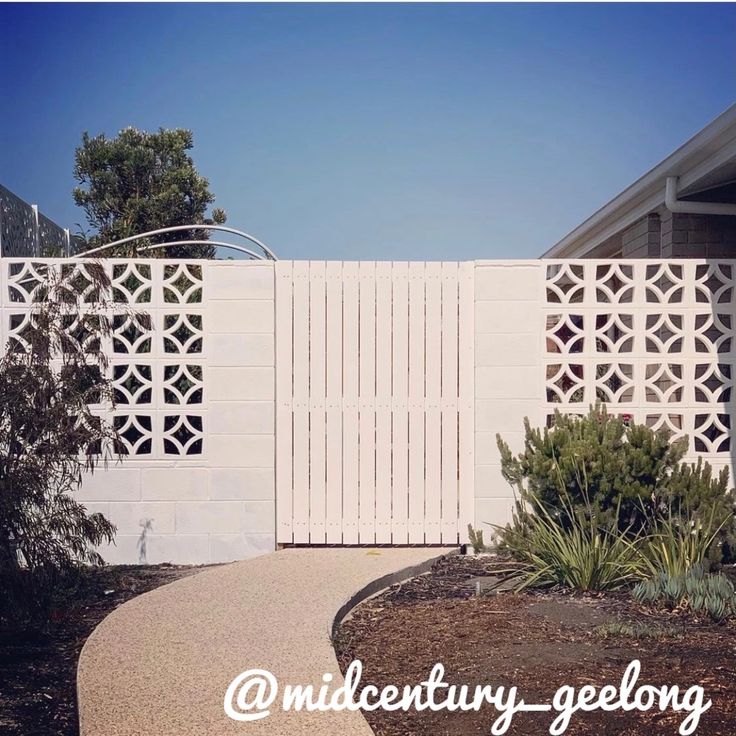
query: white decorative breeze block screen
275 261 475 545
544 260 736 460
4 259 205 458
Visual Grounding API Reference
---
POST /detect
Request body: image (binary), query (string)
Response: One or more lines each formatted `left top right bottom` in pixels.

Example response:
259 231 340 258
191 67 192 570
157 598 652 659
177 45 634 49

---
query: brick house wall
618 211 736 258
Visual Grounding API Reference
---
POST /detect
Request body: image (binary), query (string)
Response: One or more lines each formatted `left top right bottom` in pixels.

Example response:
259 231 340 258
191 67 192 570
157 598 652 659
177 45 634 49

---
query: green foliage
0 265 119 630
632 564 736 622
73 127 226 258
593 621 684 641
497 489 647 592
497 405 735 563
641 509 729 579
467 524 486 554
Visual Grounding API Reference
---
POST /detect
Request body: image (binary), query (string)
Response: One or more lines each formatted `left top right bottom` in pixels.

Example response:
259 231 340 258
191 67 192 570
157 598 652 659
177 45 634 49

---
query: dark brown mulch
0 564 206 736
335 554 736 736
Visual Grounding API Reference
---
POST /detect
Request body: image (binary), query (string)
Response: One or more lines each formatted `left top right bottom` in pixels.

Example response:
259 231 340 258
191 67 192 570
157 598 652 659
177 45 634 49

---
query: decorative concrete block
474 498 515 532
476 366 539 399
475 302 540 334
99 533 212 565
77 467 142 502
476 430 525 463
208 435 274 468
208 300 274 333
207 264 274 300
474 465 516 499
475 399 540 433
105 501 176 535
475 333 539 367
208 533 275 563
241 500 275 533
474 265 541 301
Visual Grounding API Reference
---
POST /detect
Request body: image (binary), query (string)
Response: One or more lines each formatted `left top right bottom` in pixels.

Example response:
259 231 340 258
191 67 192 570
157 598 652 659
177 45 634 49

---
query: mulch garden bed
335 554 736 736
0 564 206 736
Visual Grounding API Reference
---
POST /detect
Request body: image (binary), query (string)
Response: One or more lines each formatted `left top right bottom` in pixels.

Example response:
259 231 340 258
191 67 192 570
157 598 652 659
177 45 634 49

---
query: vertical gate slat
341 261 360 543
440 262 459 543
391 262 409 544
358 261 376 543
408 262 426 543
309 262 327 543
458 261 475 541
275 260 293 544
325 262 343 543
374 261 393 543
425 262 443 542
292 261 311 543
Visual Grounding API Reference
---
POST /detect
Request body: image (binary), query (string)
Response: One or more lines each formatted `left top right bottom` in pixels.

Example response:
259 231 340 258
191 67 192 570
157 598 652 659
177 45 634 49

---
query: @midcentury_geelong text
224 658 711 735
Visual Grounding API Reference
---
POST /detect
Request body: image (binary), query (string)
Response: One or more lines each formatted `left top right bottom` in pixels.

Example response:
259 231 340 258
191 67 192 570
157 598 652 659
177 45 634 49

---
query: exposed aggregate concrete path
77 547 454 735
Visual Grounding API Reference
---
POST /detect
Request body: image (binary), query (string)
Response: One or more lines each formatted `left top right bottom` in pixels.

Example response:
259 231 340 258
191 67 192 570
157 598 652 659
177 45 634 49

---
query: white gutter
664 176 736 216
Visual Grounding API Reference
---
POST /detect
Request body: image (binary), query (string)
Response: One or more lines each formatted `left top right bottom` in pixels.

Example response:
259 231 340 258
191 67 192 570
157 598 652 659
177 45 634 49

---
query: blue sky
1 3 734 260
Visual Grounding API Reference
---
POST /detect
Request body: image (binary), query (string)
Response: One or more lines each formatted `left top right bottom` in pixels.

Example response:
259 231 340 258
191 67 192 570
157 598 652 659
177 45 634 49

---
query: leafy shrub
497 405 735 563
0 264 121 630
593 621 684 641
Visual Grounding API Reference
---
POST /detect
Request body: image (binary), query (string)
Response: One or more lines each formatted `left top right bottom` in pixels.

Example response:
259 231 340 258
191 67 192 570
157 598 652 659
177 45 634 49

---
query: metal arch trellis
74 224 278 260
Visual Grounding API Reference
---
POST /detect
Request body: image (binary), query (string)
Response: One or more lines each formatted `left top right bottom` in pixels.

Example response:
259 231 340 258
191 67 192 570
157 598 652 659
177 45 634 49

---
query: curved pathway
78 547 453 735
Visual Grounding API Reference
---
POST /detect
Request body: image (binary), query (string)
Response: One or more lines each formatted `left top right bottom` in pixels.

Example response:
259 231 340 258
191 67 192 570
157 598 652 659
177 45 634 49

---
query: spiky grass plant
498 493 647 591
640 507 730 580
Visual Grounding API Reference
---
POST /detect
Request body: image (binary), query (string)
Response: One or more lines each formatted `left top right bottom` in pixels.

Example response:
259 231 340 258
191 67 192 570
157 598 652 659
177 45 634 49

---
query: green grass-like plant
641 508 730 579
497 490 647 591
467 524 486 554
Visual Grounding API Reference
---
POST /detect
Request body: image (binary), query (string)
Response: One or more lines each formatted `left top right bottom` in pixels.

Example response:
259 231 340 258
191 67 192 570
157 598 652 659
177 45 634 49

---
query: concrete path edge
76 546 456 736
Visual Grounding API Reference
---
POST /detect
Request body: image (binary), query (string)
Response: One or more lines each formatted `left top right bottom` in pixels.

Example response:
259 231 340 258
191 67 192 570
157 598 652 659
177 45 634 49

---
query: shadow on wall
137 518 154 564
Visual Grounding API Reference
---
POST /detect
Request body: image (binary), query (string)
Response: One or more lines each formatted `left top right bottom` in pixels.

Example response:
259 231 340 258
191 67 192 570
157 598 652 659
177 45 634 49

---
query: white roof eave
542 103 736 259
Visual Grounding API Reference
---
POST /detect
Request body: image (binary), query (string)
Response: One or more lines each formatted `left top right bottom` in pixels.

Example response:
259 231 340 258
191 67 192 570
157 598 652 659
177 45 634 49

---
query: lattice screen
544 261 736 457
2 259 206 458
0 185 70 257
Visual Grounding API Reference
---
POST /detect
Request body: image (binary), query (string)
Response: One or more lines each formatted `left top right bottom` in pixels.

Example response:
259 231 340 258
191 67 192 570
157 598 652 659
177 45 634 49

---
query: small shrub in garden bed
494 405 735 594
467 524 486 554
593 621 685 641
633 564 736 622
0 265 124 632
497 491 647 591
497 405 736 563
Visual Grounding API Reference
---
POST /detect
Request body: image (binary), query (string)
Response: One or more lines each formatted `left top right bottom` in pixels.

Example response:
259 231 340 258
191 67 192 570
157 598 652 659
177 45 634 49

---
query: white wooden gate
276 261 474 545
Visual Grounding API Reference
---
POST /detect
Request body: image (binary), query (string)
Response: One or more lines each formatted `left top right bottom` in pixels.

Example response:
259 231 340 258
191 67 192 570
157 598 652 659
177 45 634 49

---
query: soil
335 554 736 736
0 564 206 736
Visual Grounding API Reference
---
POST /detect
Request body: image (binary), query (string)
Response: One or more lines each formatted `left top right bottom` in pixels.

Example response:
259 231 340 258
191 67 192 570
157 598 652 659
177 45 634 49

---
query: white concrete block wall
473 262 544 536
0 260 278 566
4 257 736 563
